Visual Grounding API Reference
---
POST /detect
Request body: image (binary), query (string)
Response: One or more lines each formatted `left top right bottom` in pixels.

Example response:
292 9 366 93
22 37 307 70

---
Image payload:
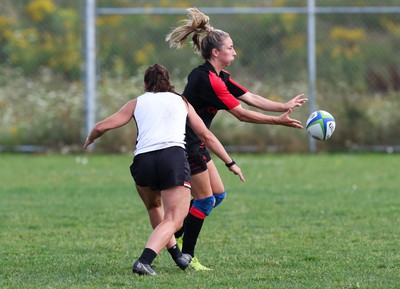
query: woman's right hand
276 108 304 129
229 164 245 182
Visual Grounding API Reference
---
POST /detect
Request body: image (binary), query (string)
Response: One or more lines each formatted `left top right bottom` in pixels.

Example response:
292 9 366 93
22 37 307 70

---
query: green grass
1 153 399 289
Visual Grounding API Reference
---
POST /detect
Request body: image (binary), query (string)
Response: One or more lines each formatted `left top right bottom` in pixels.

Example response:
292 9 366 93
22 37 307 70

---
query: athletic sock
138 247 157 265
182 212 205 257
167 244 182 260
174 226 185 239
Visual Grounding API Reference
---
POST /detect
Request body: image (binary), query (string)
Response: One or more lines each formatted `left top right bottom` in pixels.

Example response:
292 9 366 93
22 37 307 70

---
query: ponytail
166 8 229 60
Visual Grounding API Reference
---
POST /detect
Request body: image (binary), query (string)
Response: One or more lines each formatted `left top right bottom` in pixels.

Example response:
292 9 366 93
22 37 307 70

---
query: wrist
225 159 236 168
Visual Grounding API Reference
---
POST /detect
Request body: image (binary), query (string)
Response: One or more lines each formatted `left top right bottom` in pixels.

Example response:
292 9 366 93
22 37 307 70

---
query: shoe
189 256 212 271
132 260 157 276
176 236 183 250
174 253 192 270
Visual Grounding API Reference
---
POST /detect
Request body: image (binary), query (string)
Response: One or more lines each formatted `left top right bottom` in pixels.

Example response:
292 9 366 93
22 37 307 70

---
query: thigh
136 185 163 229
190 170 213 200
206 159 225 194
136 185 162 211
161 186 191 221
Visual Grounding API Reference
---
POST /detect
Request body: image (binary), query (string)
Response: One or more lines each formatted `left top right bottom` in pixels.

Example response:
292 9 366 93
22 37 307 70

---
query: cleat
174 253 192 270
176 236 183 250
132 260 157 276
189 256 212 271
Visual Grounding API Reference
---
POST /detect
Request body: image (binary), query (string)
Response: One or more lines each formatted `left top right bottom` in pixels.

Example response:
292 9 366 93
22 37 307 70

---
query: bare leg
136 185 191 254
136 185 181 249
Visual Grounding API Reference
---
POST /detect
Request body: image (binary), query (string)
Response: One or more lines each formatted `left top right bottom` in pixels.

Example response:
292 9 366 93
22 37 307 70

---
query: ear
211 47 219 58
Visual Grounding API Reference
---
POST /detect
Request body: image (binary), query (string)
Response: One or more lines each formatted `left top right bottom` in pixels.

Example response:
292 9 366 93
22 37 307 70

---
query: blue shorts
130 146 191 191
187 143 212 175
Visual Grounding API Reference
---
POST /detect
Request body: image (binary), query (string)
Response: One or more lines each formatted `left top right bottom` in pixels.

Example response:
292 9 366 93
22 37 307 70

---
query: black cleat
132 260 157 276
174 253 192 270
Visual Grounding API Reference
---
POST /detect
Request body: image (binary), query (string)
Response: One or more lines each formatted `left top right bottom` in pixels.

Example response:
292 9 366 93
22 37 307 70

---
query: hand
229 164 245 182
83 137 93 150
284 93 308 109
276 108 303 129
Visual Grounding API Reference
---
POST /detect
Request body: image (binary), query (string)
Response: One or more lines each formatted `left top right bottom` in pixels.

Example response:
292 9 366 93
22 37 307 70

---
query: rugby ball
306 110 335 141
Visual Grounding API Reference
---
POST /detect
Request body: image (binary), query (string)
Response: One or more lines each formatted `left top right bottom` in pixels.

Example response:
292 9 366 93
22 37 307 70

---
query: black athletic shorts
187 143 212 175
130 146 191 191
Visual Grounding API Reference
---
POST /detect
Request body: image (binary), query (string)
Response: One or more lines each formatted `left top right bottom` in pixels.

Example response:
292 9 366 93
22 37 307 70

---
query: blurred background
1 0 399 153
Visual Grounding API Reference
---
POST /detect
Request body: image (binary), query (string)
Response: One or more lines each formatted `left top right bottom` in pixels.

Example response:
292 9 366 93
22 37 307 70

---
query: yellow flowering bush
26 0 56 22
329 27 366 59
4 2 81 79
134 43 156 65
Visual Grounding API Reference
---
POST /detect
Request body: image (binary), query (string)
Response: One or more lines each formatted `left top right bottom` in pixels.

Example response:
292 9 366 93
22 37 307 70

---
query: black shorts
130 146 191 191
187 143 212 175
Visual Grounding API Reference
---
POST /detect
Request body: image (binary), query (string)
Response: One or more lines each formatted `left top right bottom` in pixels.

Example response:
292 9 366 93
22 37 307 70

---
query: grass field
1 153 399 289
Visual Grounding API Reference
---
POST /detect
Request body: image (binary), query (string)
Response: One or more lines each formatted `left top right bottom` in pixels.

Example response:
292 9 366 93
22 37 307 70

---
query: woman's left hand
285 93 308 109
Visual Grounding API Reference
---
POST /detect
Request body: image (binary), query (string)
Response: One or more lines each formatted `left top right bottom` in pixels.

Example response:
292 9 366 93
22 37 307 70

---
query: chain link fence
1 0 400 153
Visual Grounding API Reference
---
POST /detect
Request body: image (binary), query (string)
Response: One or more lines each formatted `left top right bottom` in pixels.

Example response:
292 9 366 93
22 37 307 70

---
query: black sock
174 226 185 239
138 248 157 265
167 244 182 261
182 213 205 257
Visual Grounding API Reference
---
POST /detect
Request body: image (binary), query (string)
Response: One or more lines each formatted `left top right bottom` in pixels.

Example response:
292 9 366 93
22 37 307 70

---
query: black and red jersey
183 61 248 149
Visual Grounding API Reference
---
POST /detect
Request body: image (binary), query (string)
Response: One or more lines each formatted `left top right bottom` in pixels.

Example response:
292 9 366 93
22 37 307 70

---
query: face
215 37 236 67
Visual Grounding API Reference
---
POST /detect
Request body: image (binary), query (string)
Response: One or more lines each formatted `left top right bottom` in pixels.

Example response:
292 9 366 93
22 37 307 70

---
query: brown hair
144 64 175 93
166 8 230 60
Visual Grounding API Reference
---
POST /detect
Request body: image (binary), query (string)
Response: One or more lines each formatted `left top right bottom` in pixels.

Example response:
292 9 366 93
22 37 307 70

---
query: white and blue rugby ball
306 110 336 141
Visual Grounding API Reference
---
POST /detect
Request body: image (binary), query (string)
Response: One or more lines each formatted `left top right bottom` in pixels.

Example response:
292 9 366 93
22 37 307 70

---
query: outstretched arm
228 104 303 129
83 100 136 150
186 103 245 182
238 92 307 112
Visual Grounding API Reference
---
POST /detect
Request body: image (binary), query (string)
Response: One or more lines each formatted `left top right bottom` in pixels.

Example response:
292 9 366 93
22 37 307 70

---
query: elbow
94 122 109 134
234 112 250 122
236 115 249 122
231 109 251 122
198 131 214 145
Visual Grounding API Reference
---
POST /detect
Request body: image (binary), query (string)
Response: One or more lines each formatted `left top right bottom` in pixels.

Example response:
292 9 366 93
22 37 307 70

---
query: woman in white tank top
83 64 244 275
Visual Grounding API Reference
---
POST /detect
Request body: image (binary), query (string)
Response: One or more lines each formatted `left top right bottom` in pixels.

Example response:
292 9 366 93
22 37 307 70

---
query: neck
208 59 223 75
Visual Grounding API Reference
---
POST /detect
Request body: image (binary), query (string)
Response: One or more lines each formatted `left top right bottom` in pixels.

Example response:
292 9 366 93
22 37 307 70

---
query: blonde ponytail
166 8 213 52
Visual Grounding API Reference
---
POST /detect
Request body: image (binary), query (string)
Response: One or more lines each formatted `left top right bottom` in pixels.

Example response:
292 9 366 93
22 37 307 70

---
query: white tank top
133 92 188 156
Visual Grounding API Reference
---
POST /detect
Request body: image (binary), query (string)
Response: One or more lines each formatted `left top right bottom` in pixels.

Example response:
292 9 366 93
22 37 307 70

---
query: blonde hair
166 8 230 60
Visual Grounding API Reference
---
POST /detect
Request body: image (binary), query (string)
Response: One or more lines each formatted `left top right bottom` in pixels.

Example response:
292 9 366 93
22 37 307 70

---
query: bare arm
228 104 303 129
238 92 307 112
186 103 245 182
83 100 136 150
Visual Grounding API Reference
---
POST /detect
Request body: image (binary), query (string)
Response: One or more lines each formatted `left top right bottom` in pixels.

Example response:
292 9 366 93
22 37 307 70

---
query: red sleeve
209 72 240 110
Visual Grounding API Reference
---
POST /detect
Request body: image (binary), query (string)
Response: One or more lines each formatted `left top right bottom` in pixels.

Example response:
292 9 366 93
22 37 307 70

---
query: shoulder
221 69 231 78
124 98 138 111
160 92 187 106
187 67 209 87
189 64 208 76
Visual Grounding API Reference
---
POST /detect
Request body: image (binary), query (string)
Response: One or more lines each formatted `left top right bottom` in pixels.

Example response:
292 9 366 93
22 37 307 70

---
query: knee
145 199 162 211
213 191 227 207
192 196 215 216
